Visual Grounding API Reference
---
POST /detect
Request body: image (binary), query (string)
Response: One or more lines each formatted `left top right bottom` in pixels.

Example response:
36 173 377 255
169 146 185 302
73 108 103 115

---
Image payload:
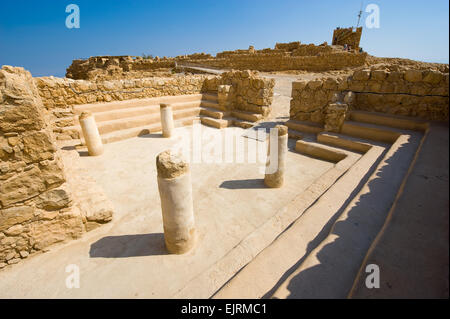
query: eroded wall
290 68 449 123
65 41 368 80
0 66 112 269
186 52 368 72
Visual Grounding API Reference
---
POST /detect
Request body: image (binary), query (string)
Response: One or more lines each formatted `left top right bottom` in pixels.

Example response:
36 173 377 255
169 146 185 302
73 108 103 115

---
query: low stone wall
348 68 449 121
34 75 213 140
290 77 345 123
203 70 275 115
188 52 368 72
66 56 177 80
0 66 113 269
290 68 449 123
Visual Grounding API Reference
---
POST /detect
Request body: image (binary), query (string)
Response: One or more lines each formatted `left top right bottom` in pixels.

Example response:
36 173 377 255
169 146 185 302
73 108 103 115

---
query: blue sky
0 0 448 77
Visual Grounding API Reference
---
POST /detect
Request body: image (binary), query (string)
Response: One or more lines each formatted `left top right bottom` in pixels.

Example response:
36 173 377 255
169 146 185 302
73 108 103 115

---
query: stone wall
348 68 449 121
187 52 368 72
66 56 178 80
203 70 275 115
0 66 113 269
290 68 449 123
34 75 213 140
66 40 368 80
332 27 363 50
66 54 216 80
290 77 347 123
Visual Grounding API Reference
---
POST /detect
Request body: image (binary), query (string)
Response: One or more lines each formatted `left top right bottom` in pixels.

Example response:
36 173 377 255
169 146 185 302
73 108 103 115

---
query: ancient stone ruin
0 30 448 299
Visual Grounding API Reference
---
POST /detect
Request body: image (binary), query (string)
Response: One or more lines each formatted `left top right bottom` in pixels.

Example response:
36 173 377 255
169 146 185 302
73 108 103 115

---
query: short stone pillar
160 103 174 137
324 103 348 133
78 111 104 156
264 125 288 188
156 150 196 254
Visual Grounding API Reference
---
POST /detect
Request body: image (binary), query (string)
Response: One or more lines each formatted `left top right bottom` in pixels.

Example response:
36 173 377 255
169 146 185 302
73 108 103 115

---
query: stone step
271 133 422 299
341 121 401 144
73 94 207 114
230 110 263 122
200 107 228 119
350 110 429 132
201 93 218 102
200 116 233 129
285 119 324 134
98 106 199 135
295 140 348 163
231 119 255 129
287 128 304 140
101 123 161 144
317 132 372 153
100 115 201 144
87 100 202 123
65 106 201 136
201 100 227 112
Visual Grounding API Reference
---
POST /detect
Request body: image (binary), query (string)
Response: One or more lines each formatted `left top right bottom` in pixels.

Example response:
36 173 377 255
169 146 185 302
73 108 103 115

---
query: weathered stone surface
0 206 34 232
404 69 423 83
157 150 189 179
324 103 348 132
37 188 71 211
0 166 46 207
0 66 113 268
353 69 371 81
4 224 24 236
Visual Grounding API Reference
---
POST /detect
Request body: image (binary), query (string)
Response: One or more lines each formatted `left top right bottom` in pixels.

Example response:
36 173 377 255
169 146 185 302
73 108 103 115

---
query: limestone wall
290 68 449 123
187 52 368 72
332 27 363 50
348 68 449 121
0 66 113 269
203 70 275 115
34 75 212 140
290 77 346 123
66 55 178 80
66 40 368 80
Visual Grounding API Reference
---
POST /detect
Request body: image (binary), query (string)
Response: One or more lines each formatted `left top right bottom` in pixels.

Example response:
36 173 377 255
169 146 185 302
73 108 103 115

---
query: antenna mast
356 1 364 27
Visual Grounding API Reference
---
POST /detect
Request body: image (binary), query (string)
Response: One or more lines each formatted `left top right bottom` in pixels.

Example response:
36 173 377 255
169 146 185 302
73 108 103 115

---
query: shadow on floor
220 179 266 189
138 133 164 139
89 233 168 258
60 145 90 157
61 145 76 151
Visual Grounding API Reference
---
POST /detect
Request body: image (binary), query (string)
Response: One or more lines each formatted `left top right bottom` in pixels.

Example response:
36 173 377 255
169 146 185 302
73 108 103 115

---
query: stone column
264 125 288 188
160 103 174 137
78 111 104 156
156 150 196 254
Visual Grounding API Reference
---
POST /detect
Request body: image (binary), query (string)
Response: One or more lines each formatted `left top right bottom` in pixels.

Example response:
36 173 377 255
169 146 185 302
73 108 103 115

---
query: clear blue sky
0 0 448 77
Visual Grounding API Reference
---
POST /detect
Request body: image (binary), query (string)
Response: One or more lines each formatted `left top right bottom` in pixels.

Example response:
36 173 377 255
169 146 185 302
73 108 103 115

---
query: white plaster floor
0 125 358 298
